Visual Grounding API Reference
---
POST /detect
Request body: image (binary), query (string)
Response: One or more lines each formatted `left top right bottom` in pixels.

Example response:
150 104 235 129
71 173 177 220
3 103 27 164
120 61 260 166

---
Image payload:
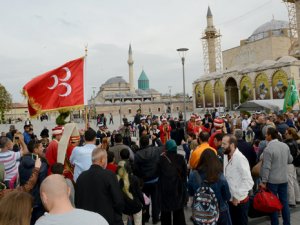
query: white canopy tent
235 99 285 112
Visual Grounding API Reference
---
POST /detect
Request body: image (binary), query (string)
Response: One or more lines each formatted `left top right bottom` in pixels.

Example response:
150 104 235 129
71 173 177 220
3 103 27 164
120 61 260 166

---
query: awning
235 99 284 112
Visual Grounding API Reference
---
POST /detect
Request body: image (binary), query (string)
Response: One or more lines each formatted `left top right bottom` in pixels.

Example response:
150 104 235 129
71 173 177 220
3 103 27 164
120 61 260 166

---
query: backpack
192 171 219 225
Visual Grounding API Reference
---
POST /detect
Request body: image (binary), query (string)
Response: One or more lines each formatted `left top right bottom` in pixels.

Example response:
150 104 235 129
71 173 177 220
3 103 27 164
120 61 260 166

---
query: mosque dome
247 19 289 42
104 76 127 85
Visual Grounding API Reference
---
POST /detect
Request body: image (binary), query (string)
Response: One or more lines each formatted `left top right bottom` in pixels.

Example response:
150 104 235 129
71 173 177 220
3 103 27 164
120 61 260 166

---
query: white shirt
224 148 254 201
242 119 249 132
70 144 96 182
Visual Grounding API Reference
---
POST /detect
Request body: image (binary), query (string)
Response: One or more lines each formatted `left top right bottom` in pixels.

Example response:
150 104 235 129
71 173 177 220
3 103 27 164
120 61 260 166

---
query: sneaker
289 204 296 208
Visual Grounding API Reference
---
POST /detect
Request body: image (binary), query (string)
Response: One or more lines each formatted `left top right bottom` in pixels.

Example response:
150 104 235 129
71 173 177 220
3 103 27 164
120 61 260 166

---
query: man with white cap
159 118 171 145
138 116 149 138
96 123 110 146
45 126 64 175
187 115 196 134
209 118 224 149
193 117 202 137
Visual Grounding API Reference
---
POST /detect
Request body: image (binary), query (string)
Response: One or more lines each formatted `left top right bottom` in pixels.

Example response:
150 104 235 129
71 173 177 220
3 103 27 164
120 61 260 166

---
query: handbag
248 193 270 218
253 188 283 213
251 160 262 178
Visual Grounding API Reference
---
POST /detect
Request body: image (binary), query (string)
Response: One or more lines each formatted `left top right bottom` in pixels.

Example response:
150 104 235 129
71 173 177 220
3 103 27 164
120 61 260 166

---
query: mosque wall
222 36 290 70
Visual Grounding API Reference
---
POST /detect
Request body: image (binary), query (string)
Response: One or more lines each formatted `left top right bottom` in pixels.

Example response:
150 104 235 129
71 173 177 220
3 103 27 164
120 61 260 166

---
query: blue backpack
192 172 219 225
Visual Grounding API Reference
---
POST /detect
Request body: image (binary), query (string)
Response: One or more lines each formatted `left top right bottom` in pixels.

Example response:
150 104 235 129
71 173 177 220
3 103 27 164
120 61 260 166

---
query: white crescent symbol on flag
60 67 71 81
58 83 72 97
48 75 59 89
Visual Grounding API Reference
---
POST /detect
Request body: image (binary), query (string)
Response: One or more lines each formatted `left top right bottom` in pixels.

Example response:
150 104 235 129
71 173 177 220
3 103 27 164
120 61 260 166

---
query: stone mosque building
193 5 300 112
89 45 193 117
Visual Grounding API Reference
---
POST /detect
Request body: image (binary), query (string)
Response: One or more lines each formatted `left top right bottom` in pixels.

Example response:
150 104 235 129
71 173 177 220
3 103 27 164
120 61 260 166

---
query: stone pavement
146 205 300 225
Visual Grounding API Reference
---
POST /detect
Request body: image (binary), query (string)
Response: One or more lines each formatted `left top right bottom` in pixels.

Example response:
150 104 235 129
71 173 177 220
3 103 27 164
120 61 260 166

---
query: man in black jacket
134 135 163 224
75 147 124 225
234 129 257 169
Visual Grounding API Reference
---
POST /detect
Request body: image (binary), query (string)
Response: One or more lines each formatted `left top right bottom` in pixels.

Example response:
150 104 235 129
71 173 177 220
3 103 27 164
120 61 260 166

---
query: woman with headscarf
158 139 187 225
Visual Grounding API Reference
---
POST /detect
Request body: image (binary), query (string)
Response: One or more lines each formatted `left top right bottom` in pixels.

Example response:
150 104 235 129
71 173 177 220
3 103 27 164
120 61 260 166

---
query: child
106 151 117 173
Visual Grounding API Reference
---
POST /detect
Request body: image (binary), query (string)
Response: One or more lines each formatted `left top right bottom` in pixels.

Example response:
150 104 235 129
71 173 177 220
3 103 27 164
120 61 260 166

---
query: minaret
201 6 221 73
127 44 135 92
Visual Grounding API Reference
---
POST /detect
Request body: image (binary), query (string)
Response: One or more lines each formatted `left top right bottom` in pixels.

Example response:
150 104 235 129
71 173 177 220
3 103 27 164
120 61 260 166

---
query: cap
190 115 196 119
162 117 167 122
195 117 201 122
98 123 104 127
52 126 64 136
213 118 224 128
141 116 146 120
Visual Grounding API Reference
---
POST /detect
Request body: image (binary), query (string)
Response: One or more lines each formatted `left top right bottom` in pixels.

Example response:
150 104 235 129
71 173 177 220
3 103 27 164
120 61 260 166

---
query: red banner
23 57 84 117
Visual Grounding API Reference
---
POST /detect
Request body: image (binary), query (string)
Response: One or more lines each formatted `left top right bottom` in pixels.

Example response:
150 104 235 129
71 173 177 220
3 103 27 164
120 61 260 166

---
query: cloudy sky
0 0 288 103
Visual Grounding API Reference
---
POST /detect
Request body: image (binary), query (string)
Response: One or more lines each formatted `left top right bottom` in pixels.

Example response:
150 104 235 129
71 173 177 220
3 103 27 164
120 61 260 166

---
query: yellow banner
240 76 253 101
204 82 213 108
195 83 203 108
214 80 225 107
255 73 270 99
272 70 288 99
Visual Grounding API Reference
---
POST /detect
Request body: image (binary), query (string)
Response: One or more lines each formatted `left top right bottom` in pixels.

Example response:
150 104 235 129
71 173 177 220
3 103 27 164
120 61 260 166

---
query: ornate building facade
193 7 300 112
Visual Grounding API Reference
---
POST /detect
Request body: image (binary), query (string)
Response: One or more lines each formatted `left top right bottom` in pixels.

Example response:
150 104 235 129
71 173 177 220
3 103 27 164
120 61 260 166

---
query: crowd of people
0 109 300 225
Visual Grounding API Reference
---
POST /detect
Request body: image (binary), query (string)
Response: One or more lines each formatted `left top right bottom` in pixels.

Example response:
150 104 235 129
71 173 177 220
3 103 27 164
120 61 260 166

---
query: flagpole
84 44 88 129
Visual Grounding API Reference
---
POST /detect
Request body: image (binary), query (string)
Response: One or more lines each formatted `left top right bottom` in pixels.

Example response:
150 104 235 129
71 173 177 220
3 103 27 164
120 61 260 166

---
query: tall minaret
127 44 135 92
202 6 221 73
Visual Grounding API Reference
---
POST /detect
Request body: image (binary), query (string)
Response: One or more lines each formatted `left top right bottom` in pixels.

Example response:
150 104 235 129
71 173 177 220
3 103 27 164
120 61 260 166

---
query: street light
177 48 189 126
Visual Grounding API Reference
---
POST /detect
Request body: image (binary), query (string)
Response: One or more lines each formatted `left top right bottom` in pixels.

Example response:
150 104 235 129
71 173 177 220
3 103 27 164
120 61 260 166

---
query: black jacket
75 164 124 225
158 152 187 211
133 145 162 182
237 139 257 169
18 154 48 207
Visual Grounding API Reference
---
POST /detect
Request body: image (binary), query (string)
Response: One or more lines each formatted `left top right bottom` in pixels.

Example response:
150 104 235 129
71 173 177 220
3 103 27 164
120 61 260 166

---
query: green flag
283 79 299 112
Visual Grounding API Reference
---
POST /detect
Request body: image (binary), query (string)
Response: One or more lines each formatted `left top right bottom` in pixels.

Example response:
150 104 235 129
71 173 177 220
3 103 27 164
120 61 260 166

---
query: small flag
23 57 84 117
283 79 299 112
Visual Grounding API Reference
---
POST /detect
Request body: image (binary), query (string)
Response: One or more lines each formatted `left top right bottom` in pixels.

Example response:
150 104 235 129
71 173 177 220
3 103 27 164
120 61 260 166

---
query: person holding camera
19 139 48 225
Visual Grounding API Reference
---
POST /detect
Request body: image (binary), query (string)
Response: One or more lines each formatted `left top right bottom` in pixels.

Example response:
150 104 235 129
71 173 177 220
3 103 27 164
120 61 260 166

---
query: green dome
138 70 149 90
138 70 149 81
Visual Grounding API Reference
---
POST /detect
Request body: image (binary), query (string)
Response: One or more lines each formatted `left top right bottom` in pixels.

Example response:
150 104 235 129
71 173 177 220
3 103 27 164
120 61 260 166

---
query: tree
0 84 12 123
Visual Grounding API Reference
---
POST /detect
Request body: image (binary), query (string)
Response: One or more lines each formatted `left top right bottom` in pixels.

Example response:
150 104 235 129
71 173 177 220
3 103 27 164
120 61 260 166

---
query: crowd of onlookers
0 109 300 225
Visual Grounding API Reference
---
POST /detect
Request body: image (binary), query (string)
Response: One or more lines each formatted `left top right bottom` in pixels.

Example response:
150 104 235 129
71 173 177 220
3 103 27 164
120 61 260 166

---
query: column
224 89 228 109
269 79 273 99
252 83 256 100
212 88 216 108
237 87 241 106
202 93 206 110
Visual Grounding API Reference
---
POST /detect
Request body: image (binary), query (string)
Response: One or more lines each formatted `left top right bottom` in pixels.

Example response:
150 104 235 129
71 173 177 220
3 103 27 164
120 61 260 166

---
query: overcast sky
0 0 288 103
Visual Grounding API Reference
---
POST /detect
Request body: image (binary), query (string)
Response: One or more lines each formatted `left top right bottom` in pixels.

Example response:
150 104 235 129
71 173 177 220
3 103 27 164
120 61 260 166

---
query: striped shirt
0 150 21 181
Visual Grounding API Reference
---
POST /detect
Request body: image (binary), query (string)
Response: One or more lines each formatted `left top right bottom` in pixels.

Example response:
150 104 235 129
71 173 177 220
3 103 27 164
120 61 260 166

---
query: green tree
0 84 12 123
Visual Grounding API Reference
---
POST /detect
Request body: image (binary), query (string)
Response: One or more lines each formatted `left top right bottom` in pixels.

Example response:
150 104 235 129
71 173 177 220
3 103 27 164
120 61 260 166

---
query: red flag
23 57 84 117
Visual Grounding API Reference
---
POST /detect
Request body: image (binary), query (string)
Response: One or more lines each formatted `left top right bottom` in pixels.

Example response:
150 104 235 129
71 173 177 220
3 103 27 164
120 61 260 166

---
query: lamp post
177 48 189 125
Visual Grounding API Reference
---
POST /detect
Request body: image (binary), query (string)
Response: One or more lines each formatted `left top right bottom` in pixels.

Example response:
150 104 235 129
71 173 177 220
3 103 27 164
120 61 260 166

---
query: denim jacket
188 170 231 212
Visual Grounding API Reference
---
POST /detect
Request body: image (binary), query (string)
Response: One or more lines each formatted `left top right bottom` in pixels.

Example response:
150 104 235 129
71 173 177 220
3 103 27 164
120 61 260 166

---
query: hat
213 118 224 129
255 110 262 114
9 125 15 130
195 117 201 122
70 128 80 142
165 140 177 152
161 117 167 122
98 122 104 127
190 115 196 119
141 116 146 120
52 126 64 136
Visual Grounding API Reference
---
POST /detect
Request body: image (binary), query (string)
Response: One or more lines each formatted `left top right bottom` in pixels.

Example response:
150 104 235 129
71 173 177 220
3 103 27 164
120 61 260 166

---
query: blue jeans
267 182 290 225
